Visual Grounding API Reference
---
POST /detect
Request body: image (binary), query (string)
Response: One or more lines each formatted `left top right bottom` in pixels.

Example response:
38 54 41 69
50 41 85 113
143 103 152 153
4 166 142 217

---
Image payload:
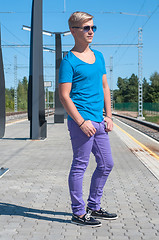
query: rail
112 113 159 131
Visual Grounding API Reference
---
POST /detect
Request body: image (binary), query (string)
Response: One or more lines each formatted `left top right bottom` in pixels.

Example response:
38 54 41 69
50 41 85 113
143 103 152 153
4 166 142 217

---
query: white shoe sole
94 216 118 220
71 220 102 228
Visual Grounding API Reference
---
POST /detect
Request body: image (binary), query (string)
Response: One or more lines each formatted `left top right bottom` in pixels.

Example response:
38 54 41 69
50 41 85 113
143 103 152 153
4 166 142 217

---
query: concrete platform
0 116 159 240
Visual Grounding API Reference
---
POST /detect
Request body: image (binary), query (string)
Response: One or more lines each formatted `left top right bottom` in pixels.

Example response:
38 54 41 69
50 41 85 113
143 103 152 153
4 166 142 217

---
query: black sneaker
71 213 102 227
86 207 118 220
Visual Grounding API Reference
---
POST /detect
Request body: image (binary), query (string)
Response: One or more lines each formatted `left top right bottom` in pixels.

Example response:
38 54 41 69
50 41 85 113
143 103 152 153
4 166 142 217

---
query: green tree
17 76 28 111
5 88 14 111
143 77 150 102
125 74 138 102
5 76 28 112
149 72 159 103
115 74 138 103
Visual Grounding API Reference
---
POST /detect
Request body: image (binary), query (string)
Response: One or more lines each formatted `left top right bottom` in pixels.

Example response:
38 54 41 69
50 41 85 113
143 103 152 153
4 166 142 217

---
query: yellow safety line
114 122 159 160
6 118 28 126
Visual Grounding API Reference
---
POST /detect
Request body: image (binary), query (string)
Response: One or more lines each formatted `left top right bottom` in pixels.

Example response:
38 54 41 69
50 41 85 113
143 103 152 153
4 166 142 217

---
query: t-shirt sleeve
101 53 107 75
59 59 73 83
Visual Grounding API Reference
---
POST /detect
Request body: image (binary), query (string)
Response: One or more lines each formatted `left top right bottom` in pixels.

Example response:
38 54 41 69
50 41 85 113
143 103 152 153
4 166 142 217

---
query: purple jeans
68 120 114 216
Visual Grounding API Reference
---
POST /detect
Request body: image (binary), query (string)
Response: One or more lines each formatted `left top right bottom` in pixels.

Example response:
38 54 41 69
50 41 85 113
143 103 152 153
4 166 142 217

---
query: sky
0 0 159 91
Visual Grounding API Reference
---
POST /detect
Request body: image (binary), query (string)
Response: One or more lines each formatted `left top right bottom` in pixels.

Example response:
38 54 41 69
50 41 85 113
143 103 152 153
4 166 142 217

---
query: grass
144 115 159 125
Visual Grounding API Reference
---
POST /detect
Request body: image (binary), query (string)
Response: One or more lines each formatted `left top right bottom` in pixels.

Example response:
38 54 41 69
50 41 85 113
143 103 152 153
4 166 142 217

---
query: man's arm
103 74 113 132
59 82 96 137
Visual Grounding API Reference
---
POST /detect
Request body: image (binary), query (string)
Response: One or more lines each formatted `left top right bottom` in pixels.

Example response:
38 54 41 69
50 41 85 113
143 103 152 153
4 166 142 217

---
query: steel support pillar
0 28 5 138
14 56 17 112
137 28 144 119
63 51 68 58
28 0 47 139
110 56 113 112
54 33 65 123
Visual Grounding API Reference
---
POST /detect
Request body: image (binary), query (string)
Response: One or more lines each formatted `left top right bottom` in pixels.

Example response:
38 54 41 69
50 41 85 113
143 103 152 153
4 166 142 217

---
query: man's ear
70 27 75 36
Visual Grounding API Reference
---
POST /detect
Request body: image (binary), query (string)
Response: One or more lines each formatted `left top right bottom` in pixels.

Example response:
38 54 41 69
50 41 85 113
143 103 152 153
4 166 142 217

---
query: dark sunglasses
72 25 97 33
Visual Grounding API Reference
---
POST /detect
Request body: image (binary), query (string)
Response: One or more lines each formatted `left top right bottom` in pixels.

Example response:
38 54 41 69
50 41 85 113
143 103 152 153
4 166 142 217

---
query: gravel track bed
114 116 159 142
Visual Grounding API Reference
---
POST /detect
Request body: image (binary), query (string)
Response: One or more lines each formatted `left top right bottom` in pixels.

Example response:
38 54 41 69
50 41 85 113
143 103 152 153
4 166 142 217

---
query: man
59 11 117 227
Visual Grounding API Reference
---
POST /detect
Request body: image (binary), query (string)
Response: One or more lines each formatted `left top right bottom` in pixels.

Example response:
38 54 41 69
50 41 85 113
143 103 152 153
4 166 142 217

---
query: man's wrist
79 120 85 127
106 115 113 121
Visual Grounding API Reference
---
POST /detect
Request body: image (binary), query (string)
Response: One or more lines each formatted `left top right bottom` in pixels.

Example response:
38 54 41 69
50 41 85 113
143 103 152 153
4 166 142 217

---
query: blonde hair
68 11 94 28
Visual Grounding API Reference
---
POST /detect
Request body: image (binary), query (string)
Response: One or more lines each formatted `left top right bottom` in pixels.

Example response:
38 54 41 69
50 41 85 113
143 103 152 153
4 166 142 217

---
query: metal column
14 56 17 112
0 27 9 176
28 0 47 139
0 28 5 138
110 56 113 112
137 28 144 119
54 34 64 123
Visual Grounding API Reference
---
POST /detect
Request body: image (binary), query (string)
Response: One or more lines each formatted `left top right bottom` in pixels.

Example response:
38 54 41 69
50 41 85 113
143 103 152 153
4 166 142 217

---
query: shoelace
85 213 91 220
100 208 106 212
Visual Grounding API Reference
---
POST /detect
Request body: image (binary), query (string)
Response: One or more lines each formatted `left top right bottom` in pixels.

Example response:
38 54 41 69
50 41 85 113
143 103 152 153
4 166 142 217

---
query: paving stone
109 237 128 240
96 237 111 240
141 228 158 236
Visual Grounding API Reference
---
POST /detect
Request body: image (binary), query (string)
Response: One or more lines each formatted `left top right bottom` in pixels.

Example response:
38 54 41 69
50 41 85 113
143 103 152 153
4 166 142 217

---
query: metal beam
22 25 71 36
28 0 47 139
0 27 5 138
54 34 65 123
2 43 139 48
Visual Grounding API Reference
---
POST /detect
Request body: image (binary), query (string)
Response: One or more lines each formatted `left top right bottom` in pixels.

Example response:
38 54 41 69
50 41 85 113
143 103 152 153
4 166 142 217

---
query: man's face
72 19 95 44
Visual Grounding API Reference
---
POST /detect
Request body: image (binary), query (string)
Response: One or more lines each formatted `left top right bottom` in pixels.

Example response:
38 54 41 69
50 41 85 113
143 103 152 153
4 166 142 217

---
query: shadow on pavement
0 202 72 224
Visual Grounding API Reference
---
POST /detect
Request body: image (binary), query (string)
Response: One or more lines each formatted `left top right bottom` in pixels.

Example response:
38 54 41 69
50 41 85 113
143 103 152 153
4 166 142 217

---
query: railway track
113 113 159 142
6 110 54 123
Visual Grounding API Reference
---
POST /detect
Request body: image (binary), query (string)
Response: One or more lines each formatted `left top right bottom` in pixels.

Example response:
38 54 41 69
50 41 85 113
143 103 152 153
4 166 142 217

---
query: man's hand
104 116 113 132
80 120 96 137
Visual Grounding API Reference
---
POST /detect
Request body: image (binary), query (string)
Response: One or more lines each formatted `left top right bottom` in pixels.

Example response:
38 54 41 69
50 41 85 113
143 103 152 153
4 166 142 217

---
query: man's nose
88 28 94 34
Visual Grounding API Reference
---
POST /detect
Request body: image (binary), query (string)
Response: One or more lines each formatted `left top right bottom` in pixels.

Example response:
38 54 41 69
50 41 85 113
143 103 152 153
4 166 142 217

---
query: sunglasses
72 25 97 33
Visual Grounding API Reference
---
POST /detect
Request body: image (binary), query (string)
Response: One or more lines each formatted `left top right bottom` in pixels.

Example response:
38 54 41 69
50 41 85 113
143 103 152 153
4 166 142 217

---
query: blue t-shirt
59 49 106 122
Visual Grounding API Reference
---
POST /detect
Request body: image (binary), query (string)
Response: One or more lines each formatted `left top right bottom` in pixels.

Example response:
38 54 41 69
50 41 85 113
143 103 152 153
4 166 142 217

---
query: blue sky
0 0 159 90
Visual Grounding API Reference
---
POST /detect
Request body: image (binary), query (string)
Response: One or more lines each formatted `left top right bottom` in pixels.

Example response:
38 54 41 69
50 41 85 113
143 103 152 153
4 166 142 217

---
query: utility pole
14 55 17 112
0 26 6 138
137 28 144 119
110 56 113 112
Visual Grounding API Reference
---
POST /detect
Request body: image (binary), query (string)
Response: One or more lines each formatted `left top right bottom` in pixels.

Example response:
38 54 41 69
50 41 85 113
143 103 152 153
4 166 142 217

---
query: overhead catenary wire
0 10 150 16
142 4 159 29
1 43 138 48
113 3 159 69
113 0 146 59
1 23 28 59
1 23 27 45
0 12 14 14
2 39 28 60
